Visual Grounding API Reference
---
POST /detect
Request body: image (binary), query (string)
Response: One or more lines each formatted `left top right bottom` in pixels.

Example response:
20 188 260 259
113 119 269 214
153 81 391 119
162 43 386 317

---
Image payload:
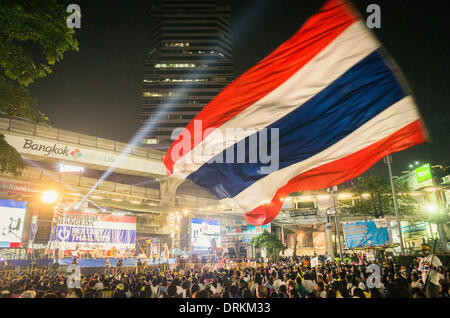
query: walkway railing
0 118 164 160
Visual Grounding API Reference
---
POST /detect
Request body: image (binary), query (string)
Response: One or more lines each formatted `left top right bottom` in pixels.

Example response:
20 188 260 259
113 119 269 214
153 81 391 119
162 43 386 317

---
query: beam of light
76 5 251 207
23 159 106 211
75 10 252 207
76 81 195 209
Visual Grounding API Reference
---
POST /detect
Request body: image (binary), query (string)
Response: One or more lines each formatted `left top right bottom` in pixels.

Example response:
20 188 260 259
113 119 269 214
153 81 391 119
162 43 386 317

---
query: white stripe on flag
172 21 381 179
220 96 420 212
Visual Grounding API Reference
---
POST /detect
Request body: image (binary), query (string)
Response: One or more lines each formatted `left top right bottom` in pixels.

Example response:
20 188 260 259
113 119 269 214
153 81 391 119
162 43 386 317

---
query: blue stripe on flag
187 49 406 199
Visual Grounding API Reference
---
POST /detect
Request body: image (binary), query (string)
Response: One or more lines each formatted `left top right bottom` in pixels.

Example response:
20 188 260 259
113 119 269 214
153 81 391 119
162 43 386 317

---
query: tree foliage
340 176 418 218
250 230 286 258
0 0 78 175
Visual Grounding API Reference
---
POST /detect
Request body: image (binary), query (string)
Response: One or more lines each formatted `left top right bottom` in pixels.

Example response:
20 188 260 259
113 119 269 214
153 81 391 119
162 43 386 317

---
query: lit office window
163 42 190 48
143 92 163 97
163 78 208 83
154 63 195 68
146 138 158 144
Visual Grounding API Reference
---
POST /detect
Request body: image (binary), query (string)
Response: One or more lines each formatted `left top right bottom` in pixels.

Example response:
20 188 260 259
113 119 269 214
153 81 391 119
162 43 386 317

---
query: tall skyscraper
141 0 233 151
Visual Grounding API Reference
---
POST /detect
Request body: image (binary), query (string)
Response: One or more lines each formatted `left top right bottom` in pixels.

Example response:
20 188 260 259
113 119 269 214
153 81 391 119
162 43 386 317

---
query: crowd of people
0 244 448 298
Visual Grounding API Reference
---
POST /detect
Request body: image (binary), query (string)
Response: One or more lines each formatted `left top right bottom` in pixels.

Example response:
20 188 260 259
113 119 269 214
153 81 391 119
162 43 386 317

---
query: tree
250 230 286 258
0 0 78 175
340 176 418 218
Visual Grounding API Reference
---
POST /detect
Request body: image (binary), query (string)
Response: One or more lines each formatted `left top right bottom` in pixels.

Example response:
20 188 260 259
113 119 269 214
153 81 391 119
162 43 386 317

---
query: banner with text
49 210 136 250
343 218 393 249
4 134 165 175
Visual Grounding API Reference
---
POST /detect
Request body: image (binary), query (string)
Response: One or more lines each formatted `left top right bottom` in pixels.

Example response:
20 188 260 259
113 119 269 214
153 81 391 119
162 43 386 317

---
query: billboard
343 218 393 249
415 164 432 184
50 210 136 251
227 223 271 235
246 224 270 234
402 222 427 234
0 199 26 248
191 218 220 251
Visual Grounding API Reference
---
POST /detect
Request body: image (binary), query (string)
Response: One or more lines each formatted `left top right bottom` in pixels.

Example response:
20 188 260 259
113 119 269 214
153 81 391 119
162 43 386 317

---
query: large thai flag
163 0 427 225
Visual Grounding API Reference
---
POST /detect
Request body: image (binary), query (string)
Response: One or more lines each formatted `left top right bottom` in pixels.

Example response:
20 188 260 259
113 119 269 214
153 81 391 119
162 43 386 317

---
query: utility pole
436 189 449 254
325 218 335 259
331 189 343 261
384 155 405 255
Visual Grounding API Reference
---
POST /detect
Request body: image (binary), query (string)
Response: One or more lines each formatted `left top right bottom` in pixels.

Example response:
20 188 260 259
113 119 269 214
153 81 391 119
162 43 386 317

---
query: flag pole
423 238 438 291
384 155 405 255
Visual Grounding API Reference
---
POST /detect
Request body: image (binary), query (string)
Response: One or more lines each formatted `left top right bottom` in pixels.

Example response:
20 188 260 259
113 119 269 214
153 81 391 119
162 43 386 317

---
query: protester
419 243 443 298
0 254 448 298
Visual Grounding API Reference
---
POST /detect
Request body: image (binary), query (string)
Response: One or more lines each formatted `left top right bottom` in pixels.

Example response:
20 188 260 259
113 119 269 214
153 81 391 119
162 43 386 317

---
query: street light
426 204 438 214
41 191 58 204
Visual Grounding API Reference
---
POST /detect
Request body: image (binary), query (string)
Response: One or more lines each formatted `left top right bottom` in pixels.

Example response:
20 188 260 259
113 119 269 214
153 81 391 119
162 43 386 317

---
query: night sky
29 0 449 179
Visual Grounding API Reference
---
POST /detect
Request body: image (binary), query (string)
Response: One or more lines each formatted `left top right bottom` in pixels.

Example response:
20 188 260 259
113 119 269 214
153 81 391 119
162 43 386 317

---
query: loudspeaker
34 205 55 244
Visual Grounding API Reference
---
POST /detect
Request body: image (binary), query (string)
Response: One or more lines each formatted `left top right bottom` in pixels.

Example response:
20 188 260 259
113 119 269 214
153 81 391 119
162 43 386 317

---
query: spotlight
426 204 438 214
42 191 58 204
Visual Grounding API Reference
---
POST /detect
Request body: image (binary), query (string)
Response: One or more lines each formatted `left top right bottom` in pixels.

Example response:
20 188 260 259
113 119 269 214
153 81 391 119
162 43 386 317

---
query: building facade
142 0 234 150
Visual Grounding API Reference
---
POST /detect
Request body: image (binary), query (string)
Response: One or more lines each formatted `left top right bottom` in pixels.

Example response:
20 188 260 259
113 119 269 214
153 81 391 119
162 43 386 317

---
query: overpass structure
0 118 223 212
0 118 166 178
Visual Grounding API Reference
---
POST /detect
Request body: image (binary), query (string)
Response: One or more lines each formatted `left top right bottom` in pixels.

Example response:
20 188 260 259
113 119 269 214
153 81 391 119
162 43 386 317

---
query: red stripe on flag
163 0 357 174
244 120 427 225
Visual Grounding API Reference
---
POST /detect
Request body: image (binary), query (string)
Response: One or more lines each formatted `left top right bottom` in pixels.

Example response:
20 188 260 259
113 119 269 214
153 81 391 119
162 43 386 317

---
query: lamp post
426 199 449 254
409 161 420 171
384 155 405 255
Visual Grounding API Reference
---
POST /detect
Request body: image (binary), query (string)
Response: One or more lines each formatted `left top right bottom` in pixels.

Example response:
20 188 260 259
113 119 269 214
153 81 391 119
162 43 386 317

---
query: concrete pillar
158 177 184 211
325 220 335 259
438 223 449 254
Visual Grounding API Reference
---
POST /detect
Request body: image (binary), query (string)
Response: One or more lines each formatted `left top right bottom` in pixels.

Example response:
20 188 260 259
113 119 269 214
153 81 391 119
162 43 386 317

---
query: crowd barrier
0 262 269 280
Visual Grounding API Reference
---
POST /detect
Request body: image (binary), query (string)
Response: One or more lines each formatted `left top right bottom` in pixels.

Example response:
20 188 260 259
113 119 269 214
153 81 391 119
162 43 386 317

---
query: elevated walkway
0 119 167 177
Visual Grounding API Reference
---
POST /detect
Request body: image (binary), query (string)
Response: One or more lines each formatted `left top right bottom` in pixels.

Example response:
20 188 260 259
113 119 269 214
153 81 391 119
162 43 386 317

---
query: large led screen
0 199 26 248
191 218 220 251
